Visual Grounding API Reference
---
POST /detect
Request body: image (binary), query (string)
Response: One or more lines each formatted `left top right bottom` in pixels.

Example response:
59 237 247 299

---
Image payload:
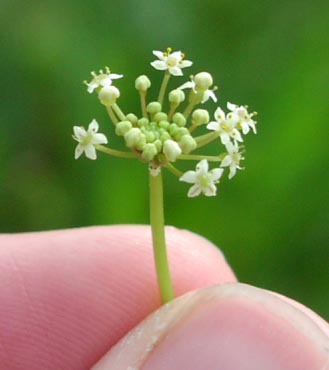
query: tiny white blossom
180 159 223 197
73 119 108 160
179 77 217 103
207 107 243 144
221 141 244 179
85 67 123 94
227 102 257 135
151 49 192 76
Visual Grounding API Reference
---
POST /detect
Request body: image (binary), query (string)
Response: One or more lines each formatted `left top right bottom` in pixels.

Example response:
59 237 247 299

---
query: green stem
149 171 175 303
112 103 126 121
95 145 136 159
158 72 171 106
195 131 220 148
165 163 183 177
178 154 221 162
106 106 119 125
139 91 148 118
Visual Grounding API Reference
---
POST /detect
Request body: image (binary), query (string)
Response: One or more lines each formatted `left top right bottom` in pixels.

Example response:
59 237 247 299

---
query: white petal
228 165 237 179
209 168 224 181
170 51 183 60
180 170 197 184
74 144 83 159
92 133 108 145
84 145 97 160
241 122 250 135
101 76 113 87
169 66 183 76
73 126 86 140
109 73 123 80
180 60 193 68
231 129 243 142
220 155 232 167
227 102 237 111
196 159 209 173
187 184 202 198
87 82 98 93
214 107 226 121
206 90 217 103
151 61 167 70
206 121 220 131
152 50 165 60
224 141 234 153
204 183 217 196
179 81 194 90
88 119 99 133
220 132 230 145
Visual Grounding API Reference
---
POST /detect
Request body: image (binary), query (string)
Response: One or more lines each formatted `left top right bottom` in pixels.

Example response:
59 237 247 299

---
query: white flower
179 77 217 103
227 102 257 135
206 107 243 144
85 67 123 94
73 119 108 160
151 49 192 76
220 141 244 179
180 159 223 197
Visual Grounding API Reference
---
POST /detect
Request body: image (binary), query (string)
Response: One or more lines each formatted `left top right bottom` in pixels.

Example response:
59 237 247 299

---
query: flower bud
98 86 120 106
194 72 213 91
124 128 144 148
147 102 162 115
163 139 182 161
135 75 151 92
192 109 210 126
153 112 168 123
126 113 138 125
172 112 186 127
141 143 158 161
168 89 185 104
179 135 197 154
137 118 149 127
115 120 132 136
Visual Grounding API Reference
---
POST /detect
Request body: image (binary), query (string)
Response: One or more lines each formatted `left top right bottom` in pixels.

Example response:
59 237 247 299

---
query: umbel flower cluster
73 48 257 197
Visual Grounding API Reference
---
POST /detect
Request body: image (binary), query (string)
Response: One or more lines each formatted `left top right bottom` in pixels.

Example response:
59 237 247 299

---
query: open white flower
227 102 257 135
151 49 192 76
207 107 243 144
73 119 108 160
180 159 223 197
179 77 217 103
220 141 244 179
85 67 123 94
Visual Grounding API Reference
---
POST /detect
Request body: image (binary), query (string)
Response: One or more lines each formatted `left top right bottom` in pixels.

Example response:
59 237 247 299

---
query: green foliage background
1 1 328 318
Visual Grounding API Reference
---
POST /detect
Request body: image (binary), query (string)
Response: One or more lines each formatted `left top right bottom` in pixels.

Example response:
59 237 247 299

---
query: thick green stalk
149 171 175 303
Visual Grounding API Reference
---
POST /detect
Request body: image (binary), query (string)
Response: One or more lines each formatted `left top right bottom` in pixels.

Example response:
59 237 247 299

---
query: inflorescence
73 48 258 197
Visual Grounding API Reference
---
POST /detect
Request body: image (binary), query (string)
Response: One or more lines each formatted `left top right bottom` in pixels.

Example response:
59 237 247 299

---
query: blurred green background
1 1 328 318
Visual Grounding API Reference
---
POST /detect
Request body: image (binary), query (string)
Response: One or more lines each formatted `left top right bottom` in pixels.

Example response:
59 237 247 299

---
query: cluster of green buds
73 48 257 197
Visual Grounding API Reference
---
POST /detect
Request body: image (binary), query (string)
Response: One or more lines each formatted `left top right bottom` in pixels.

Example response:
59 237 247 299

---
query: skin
0 226 328 370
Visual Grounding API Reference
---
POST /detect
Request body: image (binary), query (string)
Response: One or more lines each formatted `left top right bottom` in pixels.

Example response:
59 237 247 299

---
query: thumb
92 283 329 370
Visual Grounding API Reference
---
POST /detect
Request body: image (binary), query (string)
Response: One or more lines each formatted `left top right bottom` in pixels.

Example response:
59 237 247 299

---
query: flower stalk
149 171 175 303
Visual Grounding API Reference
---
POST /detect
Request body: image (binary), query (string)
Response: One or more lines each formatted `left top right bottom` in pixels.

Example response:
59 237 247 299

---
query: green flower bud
192 109 210 126
98 86 120 106
126 113 138 125
137 118 149 127
147 102 162 115
135 75 151 92
168 89 185 104
163 139 182 161
153 112 168 122
168 123 179 136
159 120 170 130
194 72 213 91
160 131 171 142
179 135 197 154
115 120 132 136
174 127 189 141
141 143 158 161
172 112 186 127
154 139 162 152
124 128 144 148
145 131 156 143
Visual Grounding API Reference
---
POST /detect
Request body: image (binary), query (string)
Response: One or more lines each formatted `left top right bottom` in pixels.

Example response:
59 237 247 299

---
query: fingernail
92 283 329 370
